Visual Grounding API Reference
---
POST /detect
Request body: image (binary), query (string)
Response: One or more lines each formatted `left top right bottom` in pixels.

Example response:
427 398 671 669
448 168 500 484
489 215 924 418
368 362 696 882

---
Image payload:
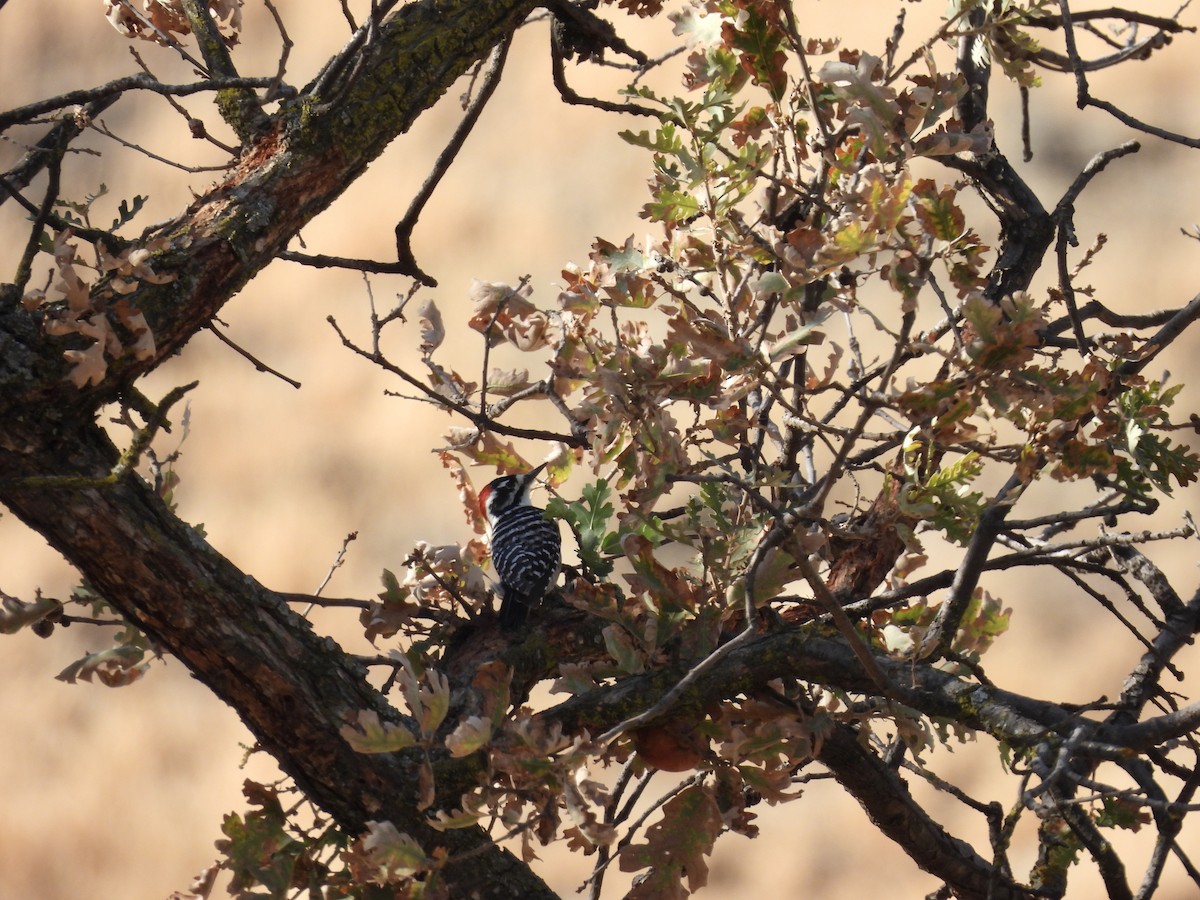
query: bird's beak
528 461 549 480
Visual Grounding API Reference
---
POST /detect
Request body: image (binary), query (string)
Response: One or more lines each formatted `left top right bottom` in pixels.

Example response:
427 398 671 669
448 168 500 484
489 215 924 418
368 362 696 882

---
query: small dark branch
1137 829 1175 900
923 472 1023 656
308 1 402 105
1057 798 1133 900
1115 292 1200 379
1044 299 1183 337
308 17 372 100
58 614 125 627
1079 20 1128 53
547 4 658 117
485 379 567 425
315 532 357 598
993 528 1193 564
576 772 704 898
1028 33 1177 74
88 118 232 172
628 44 689 86
1055 0 1200 148
395 38 513 288
0 177 126 252
406 549 475 619
1 97 118 199
279 250 417 274
850 547 1120 617
1148 766 1200 896
1055 141 1141 213
1083 96 1200 149
299 532 359 617
1049 565 1178 678
366 274 419 353
542 381 588 443
883 8 907 74
0 75 277 133
899 756 997 816
1051 142 1140 353
14 129 65 295
667 471 782 519
261 0 294 101
1059 0 1091 105
550 51 660 117
1052 223 1090 353
1020 85 1033 162
279 593 371 610
1004 496 1155 534
206 322 302 389
1024 8 1194 33
1118 757 1177 851
1106 589 1200 733
128 48 240 156
1167 843 1200 896
583 760 642 900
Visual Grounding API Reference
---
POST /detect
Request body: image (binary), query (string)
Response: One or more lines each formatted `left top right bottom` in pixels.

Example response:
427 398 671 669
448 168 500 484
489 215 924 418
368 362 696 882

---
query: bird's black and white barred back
478 464 562 630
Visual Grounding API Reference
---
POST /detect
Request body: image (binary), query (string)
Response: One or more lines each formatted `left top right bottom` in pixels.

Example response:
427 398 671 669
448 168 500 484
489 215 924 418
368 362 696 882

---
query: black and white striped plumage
478 464 561 630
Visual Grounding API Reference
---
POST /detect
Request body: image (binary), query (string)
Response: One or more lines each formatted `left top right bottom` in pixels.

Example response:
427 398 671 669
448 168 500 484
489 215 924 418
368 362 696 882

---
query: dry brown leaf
418 299 445 356
63 340 108 388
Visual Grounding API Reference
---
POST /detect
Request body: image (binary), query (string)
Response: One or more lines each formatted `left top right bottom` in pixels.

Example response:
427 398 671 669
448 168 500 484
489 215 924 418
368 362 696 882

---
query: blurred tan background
2 1 1199 897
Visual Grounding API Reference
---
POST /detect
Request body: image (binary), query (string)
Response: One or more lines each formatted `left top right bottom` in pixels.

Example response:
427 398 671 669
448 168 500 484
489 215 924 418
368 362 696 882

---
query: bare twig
206 321 302 389
327 315 587 448
261 0 294 100
395 38 513 287
127 47 240 155
1052 141 1141 352
88 118 232 172
301 532 359 617
0 74 276 133
279 250 417 274
13 129 65 294
1056 0 1200 148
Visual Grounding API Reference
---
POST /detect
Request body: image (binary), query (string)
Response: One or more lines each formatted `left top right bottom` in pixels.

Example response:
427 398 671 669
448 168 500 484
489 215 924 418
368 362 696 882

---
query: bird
477 463 562 630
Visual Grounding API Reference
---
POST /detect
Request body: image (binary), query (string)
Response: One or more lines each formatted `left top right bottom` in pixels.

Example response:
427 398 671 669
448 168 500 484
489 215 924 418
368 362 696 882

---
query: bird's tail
498 589 534 631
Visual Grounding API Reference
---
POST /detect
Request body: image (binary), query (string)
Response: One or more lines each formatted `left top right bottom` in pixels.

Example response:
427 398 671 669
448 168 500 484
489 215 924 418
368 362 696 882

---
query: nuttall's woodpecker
478 463 562 630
